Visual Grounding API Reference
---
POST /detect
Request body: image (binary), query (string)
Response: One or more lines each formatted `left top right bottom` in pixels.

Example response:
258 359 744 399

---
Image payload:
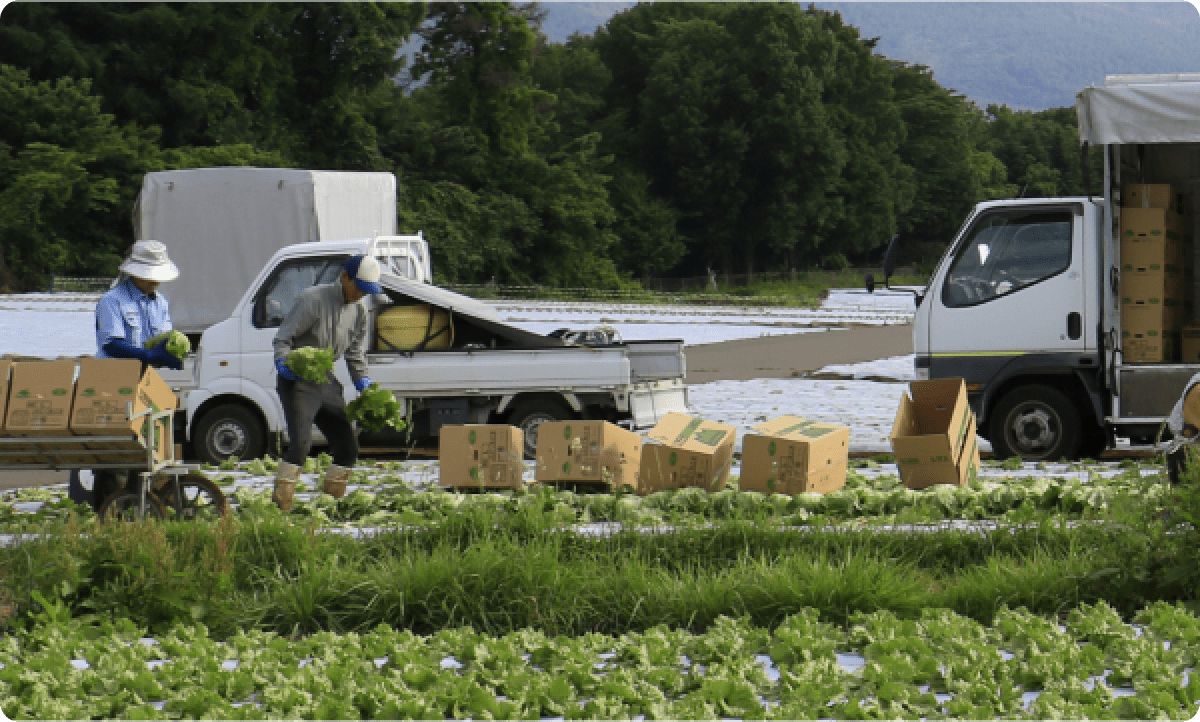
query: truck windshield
942 210 1072 307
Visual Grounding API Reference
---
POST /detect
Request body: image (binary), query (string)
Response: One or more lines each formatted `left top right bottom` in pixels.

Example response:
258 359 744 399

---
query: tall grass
0 503 1175 640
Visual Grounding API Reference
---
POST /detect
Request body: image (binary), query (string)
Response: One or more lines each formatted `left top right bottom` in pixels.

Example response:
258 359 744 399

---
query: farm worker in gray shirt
271 255 378 507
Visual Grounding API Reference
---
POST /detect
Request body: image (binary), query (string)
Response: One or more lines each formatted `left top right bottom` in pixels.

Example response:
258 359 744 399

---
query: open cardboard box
439 424 525 490
890 378 979 489
739 415 849 495
70 359 178 463
535 420 641 491
638 412 736 493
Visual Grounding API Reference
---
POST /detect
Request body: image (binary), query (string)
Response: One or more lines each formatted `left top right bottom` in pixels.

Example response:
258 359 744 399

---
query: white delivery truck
871 74 1200 460
181 239 689 463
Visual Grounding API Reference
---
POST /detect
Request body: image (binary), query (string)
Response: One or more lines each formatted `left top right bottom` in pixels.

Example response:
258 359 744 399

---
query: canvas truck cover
134 168 397 332
1077 74 1200 145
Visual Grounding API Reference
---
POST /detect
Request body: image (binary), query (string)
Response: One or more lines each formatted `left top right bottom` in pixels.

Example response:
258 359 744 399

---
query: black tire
98 490 167 522
988 385 1082 461
507 398 575 459
156 473 230 521
193 404 265 466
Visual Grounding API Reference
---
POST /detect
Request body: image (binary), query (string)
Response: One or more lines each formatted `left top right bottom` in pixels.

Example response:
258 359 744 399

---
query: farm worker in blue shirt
94 240 184 369
69 240 185 512
269 255 379 509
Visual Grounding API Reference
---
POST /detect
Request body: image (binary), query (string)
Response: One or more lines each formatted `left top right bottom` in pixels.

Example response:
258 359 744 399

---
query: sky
536 1 1200 110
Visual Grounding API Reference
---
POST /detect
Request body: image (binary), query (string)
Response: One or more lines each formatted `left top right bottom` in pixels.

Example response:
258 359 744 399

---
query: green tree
0 3 424 168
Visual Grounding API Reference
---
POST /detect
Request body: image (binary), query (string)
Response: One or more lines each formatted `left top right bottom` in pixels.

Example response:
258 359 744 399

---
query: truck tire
507 398 574 459
193 404 265 465
988 385 1082 461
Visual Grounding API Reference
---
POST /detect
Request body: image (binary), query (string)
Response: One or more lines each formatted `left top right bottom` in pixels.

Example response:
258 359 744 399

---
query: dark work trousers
277 377 359 467
68 469 135 512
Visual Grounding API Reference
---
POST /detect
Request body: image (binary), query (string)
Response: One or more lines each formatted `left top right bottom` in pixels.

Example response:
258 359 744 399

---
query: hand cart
0 402 228 521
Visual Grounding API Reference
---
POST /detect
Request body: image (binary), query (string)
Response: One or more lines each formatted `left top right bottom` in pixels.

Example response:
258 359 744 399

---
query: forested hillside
0 2 1102 291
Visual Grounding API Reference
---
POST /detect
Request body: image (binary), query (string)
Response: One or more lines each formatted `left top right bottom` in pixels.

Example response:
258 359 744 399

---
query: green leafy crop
346 384 407 433
286 347 334 383
143 330 191 360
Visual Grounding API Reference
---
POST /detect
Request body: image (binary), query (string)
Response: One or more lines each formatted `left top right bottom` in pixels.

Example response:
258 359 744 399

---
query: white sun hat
119 240 179 282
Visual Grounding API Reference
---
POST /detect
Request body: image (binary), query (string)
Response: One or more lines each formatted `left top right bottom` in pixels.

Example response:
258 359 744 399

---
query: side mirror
881 234 901 280
865 273 875 294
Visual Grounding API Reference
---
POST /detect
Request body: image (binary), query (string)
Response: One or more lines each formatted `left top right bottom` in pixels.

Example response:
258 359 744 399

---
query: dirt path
685 324 914 384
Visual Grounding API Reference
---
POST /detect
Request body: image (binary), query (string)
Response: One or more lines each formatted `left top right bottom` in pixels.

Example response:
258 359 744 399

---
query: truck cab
892 74 1200 460
915 197 1108 459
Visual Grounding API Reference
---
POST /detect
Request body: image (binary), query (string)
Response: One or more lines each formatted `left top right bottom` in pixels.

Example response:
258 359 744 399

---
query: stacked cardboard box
638 412 736 493
739 415 850 495
438 424 525 490
69 358 178 464
2 359 78 464
1120 183 1194 362
535 420 642 491
889 378 980 489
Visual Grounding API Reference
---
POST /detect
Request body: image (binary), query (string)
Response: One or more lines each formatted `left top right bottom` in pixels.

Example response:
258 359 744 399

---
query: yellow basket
375 304 453 351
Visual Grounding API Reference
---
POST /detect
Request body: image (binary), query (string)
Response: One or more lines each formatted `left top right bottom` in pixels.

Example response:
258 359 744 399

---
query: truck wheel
193 404 265 465
988 385 1082 461
508 398 574 459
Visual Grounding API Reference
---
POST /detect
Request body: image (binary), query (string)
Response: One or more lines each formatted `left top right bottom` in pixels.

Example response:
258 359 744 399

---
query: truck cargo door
927 205 1086 367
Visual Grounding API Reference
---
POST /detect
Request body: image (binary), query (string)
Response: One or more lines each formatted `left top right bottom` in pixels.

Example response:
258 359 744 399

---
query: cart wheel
160 473 230 521
98 490 168 522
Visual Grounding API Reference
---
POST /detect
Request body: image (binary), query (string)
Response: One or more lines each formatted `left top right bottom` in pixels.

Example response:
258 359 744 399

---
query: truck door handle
1067 312 1082 340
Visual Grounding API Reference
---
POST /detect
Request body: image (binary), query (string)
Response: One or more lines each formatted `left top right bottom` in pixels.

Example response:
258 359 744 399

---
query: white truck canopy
1076 73 1200 145
134 167 398 332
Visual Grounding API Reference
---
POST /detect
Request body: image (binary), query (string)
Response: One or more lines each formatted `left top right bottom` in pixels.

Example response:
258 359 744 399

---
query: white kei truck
871 74 1200 461
134 168 689 463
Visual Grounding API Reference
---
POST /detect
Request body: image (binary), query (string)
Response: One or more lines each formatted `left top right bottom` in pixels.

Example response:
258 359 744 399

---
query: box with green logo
70 358 178 462
3 359 77 437
890 378 979 489
1120 207 1187 268
534 420 642 491
638 412 736 494
739 415 850 495
438 424 525 490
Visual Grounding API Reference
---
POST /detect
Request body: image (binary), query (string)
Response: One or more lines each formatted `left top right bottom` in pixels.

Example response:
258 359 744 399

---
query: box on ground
739 415 849 495
535 420 641 491
1183 321 1200 363
890 378 978 489
70 358 178 463
638 412 736 493
439 424 524 490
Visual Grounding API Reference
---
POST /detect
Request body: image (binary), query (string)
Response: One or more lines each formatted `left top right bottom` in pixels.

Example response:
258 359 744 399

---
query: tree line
0 2 1101 291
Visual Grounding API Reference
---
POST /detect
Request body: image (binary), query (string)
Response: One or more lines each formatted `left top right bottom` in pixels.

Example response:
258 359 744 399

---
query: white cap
119 240 179 282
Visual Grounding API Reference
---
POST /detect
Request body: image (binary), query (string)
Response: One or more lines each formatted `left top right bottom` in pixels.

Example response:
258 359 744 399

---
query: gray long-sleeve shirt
273 282 369 384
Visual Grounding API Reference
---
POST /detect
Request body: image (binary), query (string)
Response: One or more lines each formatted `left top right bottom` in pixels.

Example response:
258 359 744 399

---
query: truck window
253 256 350 328
942 210 1072 307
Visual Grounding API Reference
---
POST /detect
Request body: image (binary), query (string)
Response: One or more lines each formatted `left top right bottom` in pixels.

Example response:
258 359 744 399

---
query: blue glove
146 345 184 371
276 357 301 382
354 377 373 393
103 338 151 363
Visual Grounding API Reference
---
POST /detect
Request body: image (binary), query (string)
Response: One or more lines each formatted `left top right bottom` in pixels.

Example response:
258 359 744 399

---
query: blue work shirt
94 277 173 357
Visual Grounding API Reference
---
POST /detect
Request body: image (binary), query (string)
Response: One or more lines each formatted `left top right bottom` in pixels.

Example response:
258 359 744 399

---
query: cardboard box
1181 321 1200 363
1183 382 1200 433
3 360 76 436
438 425 524 490
890 378 976 489
638 412 737 493
1122 302 1179 362
896 414 980 489
70 359 178 462
1121 269 1186 306
739 415 850 495
0 358 12 436
1123 183 1177 210
1121 208 1188 267
535 420 642 491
